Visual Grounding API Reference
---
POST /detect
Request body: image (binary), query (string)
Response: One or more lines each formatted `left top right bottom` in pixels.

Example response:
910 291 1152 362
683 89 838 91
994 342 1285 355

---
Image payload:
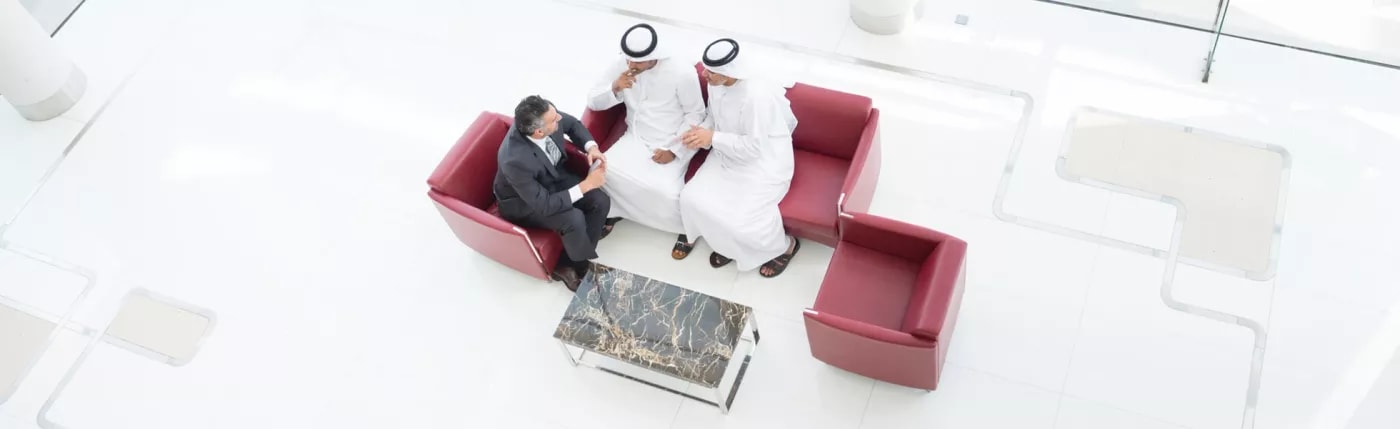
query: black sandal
672 234 695 260
709 252 733 268
761 238 800 278
602 217 622 239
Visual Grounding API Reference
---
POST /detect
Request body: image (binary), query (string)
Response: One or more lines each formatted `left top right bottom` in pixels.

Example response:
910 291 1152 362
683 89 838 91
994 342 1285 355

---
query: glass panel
1224 0 1400 66
1040 0 1400 68
18 0 85 35
1049 0 1223 29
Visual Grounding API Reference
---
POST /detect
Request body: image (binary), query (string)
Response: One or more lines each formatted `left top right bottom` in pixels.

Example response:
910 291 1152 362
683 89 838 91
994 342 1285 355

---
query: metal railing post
1202 0 1232 83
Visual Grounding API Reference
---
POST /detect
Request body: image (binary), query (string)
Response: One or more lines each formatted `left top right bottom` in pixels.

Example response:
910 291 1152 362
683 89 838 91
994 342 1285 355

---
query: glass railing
1037 0 1400 75
18 0 86 36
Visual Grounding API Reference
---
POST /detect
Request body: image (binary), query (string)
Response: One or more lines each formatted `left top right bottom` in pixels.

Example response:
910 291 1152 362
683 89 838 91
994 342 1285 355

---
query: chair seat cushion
780 150 849 246
813 242 919 330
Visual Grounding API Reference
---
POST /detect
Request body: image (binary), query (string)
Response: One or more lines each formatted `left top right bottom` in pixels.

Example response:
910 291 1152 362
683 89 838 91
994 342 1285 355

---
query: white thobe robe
680 80 798 271
588 59 706 234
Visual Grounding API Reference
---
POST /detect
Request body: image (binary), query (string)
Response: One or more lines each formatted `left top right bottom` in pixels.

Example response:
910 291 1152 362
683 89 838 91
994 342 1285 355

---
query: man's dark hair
514 95 553 135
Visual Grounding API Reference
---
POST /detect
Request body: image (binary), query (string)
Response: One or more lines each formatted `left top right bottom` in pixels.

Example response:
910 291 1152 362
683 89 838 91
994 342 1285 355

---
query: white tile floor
2 0 1400 428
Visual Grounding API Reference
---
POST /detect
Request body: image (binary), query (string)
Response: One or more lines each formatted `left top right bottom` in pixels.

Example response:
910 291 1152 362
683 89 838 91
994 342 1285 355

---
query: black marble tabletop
553 263 752 387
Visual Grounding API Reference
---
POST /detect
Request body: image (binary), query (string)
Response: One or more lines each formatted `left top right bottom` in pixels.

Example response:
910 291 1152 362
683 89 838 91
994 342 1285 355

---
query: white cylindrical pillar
850 0 922 35
0 0 85 121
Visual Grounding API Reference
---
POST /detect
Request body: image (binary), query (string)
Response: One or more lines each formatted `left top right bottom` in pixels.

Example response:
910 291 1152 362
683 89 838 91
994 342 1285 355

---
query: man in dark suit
493 95 611 291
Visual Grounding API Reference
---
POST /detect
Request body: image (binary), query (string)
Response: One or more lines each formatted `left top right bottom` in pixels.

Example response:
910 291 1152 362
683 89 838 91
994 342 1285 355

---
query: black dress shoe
551 265 582 292
602 217 622 239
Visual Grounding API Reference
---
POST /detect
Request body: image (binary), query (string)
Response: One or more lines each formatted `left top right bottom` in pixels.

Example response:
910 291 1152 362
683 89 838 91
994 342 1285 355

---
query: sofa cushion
603 120 628 151
779 150 849 246
814 242 919 330
581 104 627 152
785 83 872 161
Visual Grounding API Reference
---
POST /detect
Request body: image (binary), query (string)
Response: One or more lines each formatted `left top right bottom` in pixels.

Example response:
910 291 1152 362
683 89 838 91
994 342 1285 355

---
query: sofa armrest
580 105 626 153
839 212 960 263
840 109 881 217
429 190 521 237
803 309 934 349
902 238 968 341
429 190 549 279
804 308 944 390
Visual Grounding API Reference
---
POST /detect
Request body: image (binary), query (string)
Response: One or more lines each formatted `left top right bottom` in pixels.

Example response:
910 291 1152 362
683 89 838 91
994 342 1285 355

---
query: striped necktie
544 137 561 165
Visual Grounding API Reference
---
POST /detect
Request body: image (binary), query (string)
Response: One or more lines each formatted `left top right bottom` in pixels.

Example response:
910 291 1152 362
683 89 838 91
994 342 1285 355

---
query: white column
0 0 85 121
850 0 922 35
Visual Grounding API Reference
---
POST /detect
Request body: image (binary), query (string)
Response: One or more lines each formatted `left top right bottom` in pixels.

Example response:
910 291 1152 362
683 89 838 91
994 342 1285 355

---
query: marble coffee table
553 263 759 413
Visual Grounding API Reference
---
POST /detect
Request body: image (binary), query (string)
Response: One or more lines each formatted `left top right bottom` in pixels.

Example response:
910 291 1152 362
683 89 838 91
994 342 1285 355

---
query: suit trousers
505 182 611 273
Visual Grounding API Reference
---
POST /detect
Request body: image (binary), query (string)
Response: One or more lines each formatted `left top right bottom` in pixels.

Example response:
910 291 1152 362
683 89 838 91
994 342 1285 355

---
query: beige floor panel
1062 108 1288 279
103 292 214 366
0 303 57 402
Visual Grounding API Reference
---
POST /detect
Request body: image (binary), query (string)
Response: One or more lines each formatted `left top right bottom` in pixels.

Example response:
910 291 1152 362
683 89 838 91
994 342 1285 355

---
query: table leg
715 385 730 414
750 315 761 345
718 354 753 414
558 340 579 366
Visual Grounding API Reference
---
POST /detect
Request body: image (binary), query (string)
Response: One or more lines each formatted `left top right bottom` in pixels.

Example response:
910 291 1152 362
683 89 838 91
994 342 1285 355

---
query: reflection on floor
1 0 1399 428
0 303 55 401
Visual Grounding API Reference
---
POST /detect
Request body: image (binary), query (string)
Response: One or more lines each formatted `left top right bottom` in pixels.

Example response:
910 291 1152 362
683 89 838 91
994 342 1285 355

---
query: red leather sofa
427 111 593 281
580 64 881 247
803 213 968 390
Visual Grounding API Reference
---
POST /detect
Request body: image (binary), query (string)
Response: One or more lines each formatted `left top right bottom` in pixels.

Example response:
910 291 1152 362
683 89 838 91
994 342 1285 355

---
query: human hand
681 125 713 149
612 70 638 94
582 163 607 192
652 149 676 164
587 147 607 168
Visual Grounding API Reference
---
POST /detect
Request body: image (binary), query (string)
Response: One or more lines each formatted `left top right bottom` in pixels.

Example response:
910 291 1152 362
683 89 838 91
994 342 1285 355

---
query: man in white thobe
588 23 706 251
679 38 801 278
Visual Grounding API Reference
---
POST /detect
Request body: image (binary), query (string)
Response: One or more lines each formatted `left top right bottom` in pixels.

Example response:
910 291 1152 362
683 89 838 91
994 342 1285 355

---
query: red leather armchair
803 213 967 390
427 111 591 280
580 64 881 247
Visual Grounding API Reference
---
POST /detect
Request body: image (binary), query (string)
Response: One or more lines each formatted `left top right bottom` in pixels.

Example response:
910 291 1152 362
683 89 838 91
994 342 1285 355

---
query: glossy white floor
1 0 1399 428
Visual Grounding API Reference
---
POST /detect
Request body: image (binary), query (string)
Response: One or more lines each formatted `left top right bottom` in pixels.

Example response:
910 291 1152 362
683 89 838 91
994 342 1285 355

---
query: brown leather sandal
709 252 733 268
760 238 800 278
672 234 695 260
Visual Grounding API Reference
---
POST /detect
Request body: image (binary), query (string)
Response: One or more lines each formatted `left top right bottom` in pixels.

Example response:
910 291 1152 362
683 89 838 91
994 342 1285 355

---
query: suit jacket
493 111 597 221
